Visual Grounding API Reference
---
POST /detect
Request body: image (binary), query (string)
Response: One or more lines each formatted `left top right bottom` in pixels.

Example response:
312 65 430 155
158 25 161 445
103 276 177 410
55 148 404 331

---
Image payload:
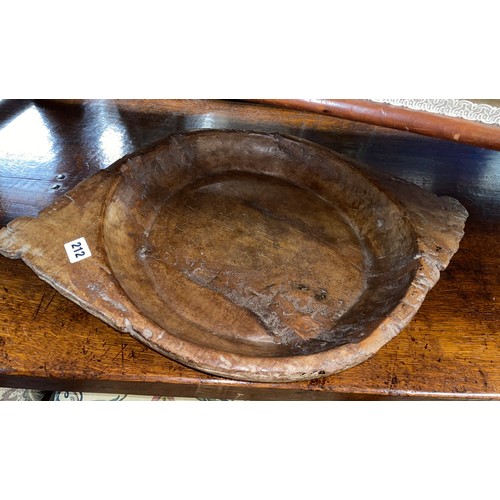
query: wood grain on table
0 99 498 399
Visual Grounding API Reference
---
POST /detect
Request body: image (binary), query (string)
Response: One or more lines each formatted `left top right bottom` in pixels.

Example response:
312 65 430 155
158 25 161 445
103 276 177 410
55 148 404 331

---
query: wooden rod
249 99 500 151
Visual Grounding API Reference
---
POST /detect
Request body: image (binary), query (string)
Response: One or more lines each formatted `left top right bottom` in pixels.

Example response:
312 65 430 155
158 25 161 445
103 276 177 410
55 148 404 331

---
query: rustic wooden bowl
0 130 468 382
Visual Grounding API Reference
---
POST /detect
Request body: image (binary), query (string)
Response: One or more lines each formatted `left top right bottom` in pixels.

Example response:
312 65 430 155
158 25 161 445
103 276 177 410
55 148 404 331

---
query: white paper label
64 237 92 263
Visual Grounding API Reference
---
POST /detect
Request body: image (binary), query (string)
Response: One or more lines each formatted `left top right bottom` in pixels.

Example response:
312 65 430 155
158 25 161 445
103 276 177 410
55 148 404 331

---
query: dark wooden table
0 99 498 400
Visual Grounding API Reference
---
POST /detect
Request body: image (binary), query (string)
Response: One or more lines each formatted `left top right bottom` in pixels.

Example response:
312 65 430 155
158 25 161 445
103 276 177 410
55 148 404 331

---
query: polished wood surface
0 99 498 399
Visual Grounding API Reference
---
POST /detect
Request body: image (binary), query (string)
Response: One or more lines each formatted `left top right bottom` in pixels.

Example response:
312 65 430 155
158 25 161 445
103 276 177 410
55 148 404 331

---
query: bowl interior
103 131 418 357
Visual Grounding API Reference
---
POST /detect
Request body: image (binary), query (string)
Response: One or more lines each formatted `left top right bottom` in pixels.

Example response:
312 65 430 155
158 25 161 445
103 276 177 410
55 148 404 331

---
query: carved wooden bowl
0 130 468 382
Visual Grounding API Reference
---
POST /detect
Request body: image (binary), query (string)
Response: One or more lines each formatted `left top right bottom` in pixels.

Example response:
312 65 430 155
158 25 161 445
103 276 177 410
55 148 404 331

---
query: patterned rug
0 387 46 401
0 387 224 401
